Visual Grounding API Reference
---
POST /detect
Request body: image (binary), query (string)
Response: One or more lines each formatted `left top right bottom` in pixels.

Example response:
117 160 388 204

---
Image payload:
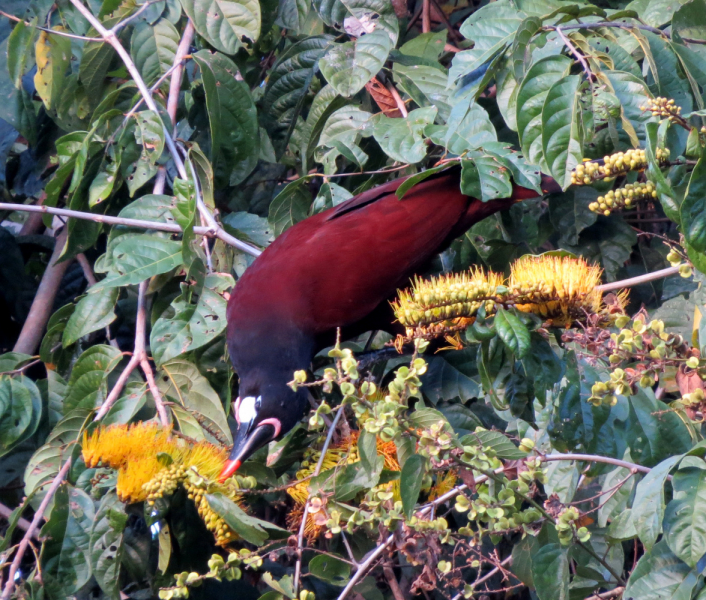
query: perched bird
219 166 560 481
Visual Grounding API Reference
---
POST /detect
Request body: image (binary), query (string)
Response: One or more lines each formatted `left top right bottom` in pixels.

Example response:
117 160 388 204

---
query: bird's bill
218 423 275 482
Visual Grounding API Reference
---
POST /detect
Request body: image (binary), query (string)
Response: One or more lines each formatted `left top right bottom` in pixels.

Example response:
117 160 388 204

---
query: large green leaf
63 287 119 347
8 18 36 88
159 359 232 443
494 308 531 357
516 55 572 167
400 454 425 518
64 345 123 413
262 35 335 158
41 485 95 595
92 235 183 290
548 187 598 247
426 98 497 155
319 30 394 97
130 20 180 86
193 50 259 187
541 75 583 190
207 492 278 545
90 493 127 600
309 555 351 585
632 455 681 551
371 107 436 164
268 177 312 237
315 106 373 173
673 0 706 41
624 540 697 600
150 275 232 365
0 375 42 458
531 543 569 600
460 155 513 201
33 28 71 112
464 430 528 459
664 468 706 567
393 64 451 121
181 0 261 54
680 156 706 253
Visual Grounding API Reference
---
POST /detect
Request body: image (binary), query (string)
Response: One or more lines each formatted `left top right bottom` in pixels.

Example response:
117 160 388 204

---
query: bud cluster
184 473 236 546
570 147 669 186
589 181 657 216
640 96 682 121
158 552 243 599
667 248 693 279
556 506 591 545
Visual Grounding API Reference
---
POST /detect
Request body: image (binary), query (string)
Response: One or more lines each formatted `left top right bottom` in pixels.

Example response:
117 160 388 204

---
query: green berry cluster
640 97 682 121
570 148 669 186
144 463 186 503
556 507 591 545
158 553 242 599
589 181 657 216
588 369 631 407
667 248 693 278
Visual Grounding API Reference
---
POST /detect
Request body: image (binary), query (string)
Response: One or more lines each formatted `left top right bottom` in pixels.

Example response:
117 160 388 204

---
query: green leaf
396 163 458 200
309 555 351 585
130 20 180 86
0 375 42 458
207 493 268 545
150 277 231 365
494 308 531 357
399 30 447 62
624 540 697 600
79 35 116 110
673 0 706 41
33 28 71 111
90 493 127 599
632 455 681 551
464 430 528 459
316 106 373 173
222 212 273 247
192 50 259 187
681 156 706 253
181 0 261 54
159 359 232 443
541 75 583 189
8 18 36 88
268 177 312 237
320 30 394 97
511 16 541 80
426 98 497 155
93 235 183 290
358 429 378 477
597 461 635 527
460 155 513 202
312 457 383 501
548 187 598 247
664 468 706 567
393 64 451 121
276 0 310 31
400 454 425 518
531 543 569 600
262 35 335 159
41 485 95 594
300 83 348 172
516 55 572 166
63 288 119 347
64 345 122 413
262 573 295 598
371 107 437 164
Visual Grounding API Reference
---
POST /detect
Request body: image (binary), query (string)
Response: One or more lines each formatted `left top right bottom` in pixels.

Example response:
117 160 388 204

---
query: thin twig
0 458 72 600
110 0 160 34
386 82 408 118
383 563 407 600
293 408 345 596
0 10 102 41
66 0 260 257
541 453 652 474
13 228 71 355
550 21 706 45
167 20 195 132
449 555 514 600
586 586 625 600
555 27 593 80
596 266 681 292
0 502 36 538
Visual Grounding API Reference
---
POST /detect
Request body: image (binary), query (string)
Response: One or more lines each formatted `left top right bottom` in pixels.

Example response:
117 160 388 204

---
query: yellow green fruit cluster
185 476 235 546
589 181 657 216
570 148 669 186
640 96 682 120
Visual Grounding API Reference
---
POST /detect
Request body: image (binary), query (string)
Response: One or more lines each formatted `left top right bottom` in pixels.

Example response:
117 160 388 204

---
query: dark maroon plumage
219 167 560 480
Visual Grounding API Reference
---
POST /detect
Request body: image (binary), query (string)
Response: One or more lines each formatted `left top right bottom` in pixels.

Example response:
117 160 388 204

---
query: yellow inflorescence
570 148 669 186
509 255 604 326
83 422 240 546
589 181 657 216
391 268 504 340
287 431 401 538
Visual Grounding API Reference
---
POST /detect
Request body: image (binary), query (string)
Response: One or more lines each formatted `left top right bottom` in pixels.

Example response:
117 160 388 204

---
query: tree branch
293 408 345 596
550 21 706 45
167 20 195 131
542 453 652 475
0 10 102 41
554 27 593 80
66 0 261 257
13 227 71 355
0 502 36 538
596 266 681 292
0 458 72 600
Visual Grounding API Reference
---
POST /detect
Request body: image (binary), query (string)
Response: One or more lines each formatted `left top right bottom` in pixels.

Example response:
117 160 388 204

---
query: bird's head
218 378 308 482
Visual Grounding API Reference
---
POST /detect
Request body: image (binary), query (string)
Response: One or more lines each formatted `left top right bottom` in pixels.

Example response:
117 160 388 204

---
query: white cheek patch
238 396 259 424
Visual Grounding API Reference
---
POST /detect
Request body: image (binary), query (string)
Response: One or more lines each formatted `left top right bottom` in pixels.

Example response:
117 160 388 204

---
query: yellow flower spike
509 255 616 326
117 454 166 503
183 442 229 480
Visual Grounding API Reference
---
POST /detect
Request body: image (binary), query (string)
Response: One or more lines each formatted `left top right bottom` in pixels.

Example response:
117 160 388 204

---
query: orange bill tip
218 459 241 483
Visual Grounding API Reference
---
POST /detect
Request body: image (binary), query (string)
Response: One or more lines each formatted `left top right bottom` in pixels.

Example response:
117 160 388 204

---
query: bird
218 165 561 481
